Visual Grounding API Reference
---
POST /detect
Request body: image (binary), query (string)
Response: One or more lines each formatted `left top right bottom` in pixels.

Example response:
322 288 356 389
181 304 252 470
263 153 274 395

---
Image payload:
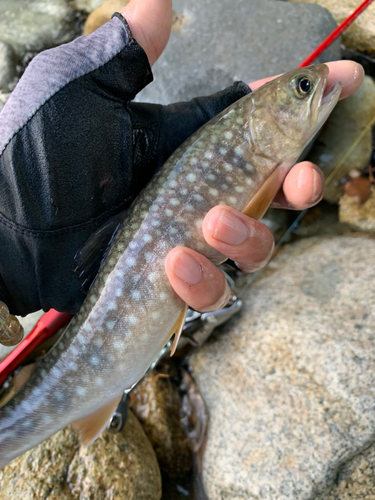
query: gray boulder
137 0 340 104
189 236 375 500
0 0 79 61
0 41 17 93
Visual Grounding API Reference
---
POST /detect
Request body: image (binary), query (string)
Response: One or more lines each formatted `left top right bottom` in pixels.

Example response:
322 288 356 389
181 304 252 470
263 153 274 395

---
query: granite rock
0 410 162 500
0 42 17 93
70 0 106 14
0 1 80 61
83 0 130 35
339 185 375 233
189 236 375 500
136 0 340 105
285 0 375 56
130 367 193 478
318 443 375 499
308 76 375 204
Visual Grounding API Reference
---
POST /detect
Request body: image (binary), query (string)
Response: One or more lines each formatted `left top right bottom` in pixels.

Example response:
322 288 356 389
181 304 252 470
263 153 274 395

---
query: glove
0 13 250 316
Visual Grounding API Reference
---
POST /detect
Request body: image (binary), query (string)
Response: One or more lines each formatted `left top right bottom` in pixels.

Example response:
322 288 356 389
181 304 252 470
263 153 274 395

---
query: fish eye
292 76 313 99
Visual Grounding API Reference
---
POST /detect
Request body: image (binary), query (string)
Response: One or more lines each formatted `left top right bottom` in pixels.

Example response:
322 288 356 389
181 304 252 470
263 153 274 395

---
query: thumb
120 0 172 66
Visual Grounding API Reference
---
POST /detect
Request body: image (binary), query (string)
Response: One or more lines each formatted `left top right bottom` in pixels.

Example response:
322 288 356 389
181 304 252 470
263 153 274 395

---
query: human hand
121 0 364 313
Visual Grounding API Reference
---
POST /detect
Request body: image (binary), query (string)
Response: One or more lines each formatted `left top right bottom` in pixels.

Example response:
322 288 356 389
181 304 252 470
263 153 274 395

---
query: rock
285 0 375 56
136 0 340 105
0 92 11 115
83 0 130 35
189 236 375 500
0 411 162 500
0 42 17 93
318 443 375 499
130 366 193 478
308 76 375 204
294 202 353 239
70 0 106 14
0 1 80 62
339 185 375 233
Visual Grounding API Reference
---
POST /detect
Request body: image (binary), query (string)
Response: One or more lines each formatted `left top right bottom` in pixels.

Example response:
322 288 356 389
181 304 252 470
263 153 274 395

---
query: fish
0 63 341 467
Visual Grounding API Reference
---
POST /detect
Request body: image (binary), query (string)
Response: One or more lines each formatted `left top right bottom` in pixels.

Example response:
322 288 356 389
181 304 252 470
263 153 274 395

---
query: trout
0 64 340 467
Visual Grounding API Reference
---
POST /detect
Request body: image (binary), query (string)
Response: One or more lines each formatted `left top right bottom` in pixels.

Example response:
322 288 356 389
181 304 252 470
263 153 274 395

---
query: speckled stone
130 368 193 479
285 0 375 56
317 443 375 499
189 236 375 500
339 186 375 233
308 76 375 204
136 0 340 104
0 41 17 93
0 411 162 500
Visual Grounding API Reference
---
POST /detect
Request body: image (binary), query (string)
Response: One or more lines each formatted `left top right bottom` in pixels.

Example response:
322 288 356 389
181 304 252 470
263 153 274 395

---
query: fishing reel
0 301 24 347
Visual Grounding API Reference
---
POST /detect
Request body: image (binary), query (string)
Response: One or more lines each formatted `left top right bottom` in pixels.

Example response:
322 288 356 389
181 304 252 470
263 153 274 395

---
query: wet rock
308 76 375 204
285 0 375 56
130 367 193 478
294 202 353 239
0 1 80 61
189 236 375 500
83 0 130 35
0 411 162 500
0 42 17 93
339 185 375 233
136 0 340 104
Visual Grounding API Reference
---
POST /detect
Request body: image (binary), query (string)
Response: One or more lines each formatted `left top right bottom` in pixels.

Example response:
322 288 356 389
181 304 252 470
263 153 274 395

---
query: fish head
249 63 341 163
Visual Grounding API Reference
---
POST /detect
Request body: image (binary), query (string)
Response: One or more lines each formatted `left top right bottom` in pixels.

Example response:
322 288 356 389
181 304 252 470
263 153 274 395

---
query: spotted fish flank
0 64 341 466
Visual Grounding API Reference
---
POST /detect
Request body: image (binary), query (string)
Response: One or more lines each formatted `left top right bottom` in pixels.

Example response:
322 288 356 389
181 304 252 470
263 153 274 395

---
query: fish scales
0 64 341 466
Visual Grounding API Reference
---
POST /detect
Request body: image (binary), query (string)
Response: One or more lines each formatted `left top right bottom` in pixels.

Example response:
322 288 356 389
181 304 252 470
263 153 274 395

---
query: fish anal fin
72 394 122 446
170 304 188 357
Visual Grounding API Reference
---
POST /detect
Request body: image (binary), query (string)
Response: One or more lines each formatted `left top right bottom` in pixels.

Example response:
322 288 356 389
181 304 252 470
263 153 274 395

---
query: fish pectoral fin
170 304 188 357
72 394 123 446
242 165 288 221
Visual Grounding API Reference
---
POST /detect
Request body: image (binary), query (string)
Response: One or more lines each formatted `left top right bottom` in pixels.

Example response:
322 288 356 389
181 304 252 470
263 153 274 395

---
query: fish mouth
316 80 342 128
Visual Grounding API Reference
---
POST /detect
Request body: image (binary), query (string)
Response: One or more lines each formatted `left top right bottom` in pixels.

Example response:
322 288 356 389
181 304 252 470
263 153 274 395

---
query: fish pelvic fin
72 394 123 446
170 304 188 357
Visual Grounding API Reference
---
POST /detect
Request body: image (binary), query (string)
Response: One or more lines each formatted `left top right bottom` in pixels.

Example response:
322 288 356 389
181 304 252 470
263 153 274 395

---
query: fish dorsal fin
170 304 188 357
72 394 122 446
74 210 129 294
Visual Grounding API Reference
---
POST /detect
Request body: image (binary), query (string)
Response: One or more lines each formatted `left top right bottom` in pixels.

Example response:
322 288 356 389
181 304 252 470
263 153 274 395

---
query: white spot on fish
224 163 233 171
204 150 214 160
193 194 204 202
169 180 178 188
219 148 227 155
165 208 173 216
236 117 244 125
245 178 253 185
224 131 233 140
145 252 152 261
106 320 115 330
187 173 196 182
90 356 100 366
160 292 167 301
151 311 160 319
202 161 210 169
76 386 87 396
209 188 218 196
128 315 138 325
107 300 116 310
94 337 104 348
169 227 178 235
208 174 216 181
131 290 141 300
245 164 254 172
186 204 194 211
235 186 245 193
143 234 152 243
229 196 237 204
180 188 188 195
170 198 180 206
235 146 244 156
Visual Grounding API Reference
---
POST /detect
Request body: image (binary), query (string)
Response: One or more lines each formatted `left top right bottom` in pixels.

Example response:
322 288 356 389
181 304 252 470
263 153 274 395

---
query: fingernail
170 250 202 285
213 210 248 245
200 280 232 313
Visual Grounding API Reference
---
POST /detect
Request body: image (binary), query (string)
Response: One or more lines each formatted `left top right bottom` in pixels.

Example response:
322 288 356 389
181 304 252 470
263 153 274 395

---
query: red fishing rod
0 0 374 387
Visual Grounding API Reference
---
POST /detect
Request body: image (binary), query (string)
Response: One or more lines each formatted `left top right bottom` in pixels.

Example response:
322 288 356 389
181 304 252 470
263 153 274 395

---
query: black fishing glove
0 13 250 317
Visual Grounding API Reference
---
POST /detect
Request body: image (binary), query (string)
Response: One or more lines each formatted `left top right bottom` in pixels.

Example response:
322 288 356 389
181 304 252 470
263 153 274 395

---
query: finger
270 161 324 210
120 0 172 66
249 61 364 100
202 206 275 272
165 247 231 313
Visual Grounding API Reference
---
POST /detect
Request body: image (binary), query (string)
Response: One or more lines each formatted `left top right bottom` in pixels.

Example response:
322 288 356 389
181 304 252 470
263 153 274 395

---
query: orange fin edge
72 394 123 446
170 303 188 357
